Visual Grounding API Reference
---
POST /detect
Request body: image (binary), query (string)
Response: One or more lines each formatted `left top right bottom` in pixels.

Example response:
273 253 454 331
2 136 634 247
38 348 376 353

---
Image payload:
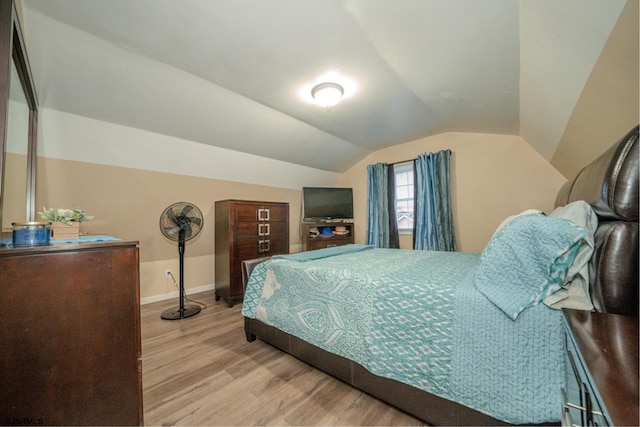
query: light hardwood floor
141 291 425 426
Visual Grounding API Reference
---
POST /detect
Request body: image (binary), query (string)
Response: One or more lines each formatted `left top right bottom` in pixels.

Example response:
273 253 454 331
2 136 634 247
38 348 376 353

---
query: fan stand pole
161 230 201 320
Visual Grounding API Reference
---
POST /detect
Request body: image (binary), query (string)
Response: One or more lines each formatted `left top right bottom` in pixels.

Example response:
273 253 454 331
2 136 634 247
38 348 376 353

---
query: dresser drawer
235 239 286 257
235 221 288 240
235 204 288 222
306 236 353 251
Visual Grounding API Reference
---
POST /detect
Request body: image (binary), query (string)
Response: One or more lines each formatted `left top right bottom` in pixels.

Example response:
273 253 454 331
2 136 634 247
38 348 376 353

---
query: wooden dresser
0 241 143 426
215 200 289 307
562 309 638 427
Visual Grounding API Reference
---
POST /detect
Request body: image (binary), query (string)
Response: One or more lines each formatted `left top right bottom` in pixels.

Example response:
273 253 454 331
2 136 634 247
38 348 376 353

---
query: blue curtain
414 150 456 251
366 163 399 248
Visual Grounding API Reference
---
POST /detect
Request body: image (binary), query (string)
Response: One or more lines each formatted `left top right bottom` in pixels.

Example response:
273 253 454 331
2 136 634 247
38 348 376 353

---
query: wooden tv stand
301 221 354 251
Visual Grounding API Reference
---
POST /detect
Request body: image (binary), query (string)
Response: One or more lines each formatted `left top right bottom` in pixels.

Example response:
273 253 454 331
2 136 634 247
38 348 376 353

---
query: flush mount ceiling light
311 82 344 107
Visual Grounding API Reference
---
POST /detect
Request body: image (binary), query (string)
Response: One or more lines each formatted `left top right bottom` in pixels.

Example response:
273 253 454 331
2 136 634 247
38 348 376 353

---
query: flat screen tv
302 187 353 221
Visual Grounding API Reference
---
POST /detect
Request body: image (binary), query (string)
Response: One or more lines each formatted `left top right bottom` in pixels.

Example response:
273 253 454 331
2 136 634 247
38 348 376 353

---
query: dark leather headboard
555 125 639 316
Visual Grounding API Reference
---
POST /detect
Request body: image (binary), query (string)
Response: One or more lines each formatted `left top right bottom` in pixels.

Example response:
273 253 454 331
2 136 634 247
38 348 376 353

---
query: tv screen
302 187 353 221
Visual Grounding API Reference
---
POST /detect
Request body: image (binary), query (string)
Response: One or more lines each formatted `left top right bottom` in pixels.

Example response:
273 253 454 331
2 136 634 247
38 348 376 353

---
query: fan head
160 202 203 241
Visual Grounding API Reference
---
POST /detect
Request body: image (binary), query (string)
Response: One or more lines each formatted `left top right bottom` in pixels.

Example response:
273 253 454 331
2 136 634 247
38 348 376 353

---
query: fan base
160 306 201 320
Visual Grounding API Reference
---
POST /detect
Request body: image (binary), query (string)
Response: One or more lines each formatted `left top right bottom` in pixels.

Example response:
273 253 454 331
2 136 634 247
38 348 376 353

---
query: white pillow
492 209 543 236
544 200 597 310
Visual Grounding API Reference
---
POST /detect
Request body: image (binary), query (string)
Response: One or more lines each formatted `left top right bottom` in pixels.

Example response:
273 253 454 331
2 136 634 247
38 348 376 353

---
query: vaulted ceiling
21 0 626 172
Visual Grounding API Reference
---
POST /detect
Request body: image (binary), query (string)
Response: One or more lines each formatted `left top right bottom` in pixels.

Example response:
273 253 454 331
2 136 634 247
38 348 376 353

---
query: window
394 162 414 231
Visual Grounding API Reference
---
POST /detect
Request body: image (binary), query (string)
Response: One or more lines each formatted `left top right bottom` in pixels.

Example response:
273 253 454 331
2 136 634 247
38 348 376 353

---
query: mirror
0 0 38 244
2 58 30 230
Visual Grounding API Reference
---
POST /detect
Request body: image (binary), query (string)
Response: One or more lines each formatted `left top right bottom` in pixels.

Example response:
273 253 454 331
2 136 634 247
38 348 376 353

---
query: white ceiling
21 0 625 172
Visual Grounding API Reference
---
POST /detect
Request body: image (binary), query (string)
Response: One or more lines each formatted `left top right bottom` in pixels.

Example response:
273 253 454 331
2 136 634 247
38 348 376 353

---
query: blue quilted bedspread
241 247 564 424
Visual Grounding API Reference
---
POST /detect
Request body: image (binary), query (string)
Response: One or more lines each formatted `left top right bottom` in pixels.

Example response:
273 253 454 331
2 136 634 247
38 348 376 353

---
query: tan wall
36 157 304 301
551 0 639 178
339 132 566 252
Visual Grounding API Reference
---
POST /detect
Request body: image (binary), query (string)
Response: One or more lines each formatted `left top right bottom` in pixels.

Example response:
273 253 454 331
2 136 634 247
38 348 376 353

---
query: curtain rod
388 149 452 166
389 158 415 166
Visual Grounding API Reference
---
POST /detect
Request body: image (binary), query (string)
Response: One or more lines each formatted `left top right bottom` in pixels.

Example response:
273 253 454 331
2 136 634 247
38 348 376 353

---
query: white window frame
393 162 414 233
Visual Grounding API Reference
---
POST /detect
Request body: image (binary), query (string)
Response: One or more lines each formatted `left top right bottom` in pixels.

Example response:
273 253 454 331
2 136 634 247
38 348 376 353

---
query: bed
241 125 638 426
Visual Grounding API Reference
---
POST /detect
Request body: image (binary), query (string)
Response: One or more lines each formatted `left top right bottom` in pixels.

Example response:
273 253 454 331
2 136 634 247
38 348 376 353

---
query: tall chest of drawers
215 200 289 307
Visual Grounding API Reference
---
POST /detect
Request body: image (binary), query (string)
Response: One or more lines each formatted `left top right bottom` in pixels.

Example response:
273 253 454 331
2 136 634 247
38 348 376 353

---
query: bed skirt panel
244 317 511 426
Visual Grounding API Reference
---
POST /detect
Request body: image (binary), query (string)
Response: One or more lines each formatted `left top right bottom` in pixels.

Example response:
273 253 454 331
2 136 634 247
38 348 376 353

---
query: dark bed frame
243 125 639 426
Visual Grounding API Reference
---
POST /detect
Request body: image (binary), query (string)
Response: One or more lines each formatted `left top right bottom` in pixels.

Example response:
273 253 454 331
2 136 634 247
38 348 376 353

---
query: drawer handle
258 223 270 236
258 239 270 253
562 390 586 412
583 387 605 423
257 208 270 221
561 387 585 427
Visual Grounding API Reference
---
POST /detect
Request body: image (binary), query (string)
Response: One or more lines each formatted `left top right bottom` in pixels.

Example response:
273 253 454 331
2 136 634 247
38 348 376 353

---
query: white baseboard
140 283 215 305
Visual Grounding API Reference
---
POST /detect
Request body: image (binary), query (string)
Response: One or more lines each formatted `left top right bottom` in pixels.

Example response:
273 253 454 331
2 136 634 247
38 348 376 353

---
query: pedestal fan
159 202 203 320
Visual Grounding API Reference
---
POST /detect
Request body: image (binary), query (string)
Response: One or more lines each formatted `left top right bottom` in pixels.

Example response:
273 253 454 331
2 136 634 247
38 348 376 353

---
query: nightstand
562 309 638 426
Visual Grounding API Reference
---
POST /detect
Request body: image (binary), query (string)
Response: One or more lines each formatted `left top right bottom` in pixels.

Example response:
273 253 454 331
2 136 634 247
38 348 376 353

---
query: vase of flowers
38 207 94 240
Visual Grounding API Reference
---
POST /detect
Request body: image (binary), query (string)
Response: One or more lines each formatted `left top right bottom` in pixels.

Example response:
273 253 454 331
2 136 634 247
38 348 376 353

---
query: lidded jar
12 222 51 246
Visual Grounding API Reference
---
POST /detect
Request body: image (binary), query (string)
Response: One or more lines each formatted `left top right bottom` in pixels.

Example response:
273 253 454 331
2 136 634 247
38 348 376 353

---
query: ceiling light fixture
311 82 344 107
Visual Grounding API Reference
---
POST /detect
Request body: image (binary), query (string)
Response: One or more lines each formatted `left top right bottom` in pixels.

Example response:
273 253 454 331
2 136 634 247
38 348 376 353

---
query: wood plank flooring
141 291 425 426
